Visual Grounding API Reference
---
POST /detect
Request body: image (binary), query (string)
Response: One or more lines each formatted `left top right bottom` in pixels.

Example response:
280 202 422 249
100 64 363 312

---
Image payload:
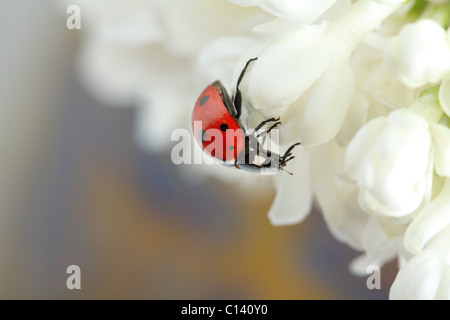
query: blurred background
0 0 397 299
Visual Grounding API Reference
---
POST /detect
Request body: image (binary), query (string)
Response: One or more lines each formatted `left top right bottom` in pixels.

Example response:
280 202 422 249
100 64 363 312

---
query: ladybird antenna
281 167 294 175
282 142 301 158
283 156 295 163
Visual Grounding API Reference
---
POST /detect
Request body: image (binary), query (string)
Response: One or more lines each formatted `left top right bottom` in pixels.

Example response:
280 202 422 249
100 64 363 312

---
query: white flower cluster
69 0 450 299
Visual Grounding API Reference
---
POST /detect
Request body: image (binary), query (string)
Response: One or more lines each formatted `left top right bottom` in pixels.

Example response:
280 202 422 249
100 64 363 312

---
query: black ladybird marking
199 95 209 106
220 123 229 132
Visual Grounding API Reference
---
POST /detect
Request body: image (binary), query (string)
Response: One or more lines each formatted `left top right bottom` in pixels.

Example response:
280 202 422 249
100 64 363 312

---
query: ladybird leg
234 57 258 119
284 142 301 157
254 117 280 132
280 142 301 164
234 91 242 120
256 120 282 138
236 58 258 90
255 117 280 142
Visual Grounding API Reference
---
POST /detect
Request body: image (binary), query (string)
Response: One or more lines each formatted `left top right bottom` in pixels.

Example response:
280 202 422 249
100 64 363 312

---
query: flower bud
385 19 450 88
345 108 432 217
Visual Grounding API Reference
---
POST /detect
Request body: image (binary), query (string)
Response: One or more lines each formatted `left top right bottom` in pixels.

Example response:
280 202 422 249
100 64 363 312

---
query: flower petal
247 25 331 110
349 238 400 276
312 141 370 249
299 61 355 146
228 0 338 21
390 252 443 300
385 19 450 88
268 146 313 225
335 91 370 147
346 109 431 217
430 123 450 177
72 0 162 45
259 0 338 21
345 117 388 179
196 36 260 89
440 78 450 118
226 0 259 7
404 178 450 253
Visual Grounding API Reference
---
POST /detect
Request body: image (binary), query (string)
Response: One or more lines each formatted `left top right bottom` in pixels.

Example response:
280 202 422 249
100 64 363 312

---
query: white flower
400 84 450 253
242 0 402 147
385 19 450 88
227 0 338 22
404 177 450 254
247 0 403 226
66 0 265 153
430 122 450 177
267 146 313 225
439 78 450 117
350 216 408 276
345 83 450 299
66 0 450 300
311 141 371 249
64 0 161 45
390 224 450 300
345 108 433 217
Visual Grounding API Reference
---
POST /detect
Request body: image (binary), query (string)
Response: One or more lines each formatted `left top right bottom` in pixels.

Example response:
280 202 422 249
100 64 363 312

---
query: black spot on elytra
229 145 235 150
220 123 229 132
199 95 209 106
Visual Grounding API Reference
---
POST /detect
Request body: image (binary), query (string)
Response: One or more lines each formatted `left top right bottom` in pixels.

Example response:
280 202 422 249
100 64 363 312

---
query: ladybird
192 57 301 174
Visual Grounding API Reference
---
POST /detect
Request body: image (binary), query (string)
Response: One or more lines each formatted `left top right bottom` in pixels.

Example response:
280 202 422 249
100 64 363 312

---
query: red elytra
192 81 245 162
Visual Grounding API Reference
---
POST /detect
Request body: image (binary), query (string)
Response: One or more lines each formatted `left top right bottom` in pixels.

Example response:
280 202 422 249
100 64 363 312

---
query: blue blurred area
0 0 397 299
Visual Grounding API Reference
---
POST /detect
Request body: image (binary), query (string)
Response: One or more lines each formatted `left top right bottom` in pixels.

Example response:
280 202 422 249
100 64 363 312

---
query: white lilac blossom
311 140 372 250
390 224 450 300
440 78 450 117
237 0 401 228
65 0 281 190
64 0 267 153
227 0 338 22
404 176 450 254
69 0 450 299
349 216 409 277
385 19 450 88
267 146 313 226
345 108 433 218
346 83 450 298
243 0 402 147
402 84 450 254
